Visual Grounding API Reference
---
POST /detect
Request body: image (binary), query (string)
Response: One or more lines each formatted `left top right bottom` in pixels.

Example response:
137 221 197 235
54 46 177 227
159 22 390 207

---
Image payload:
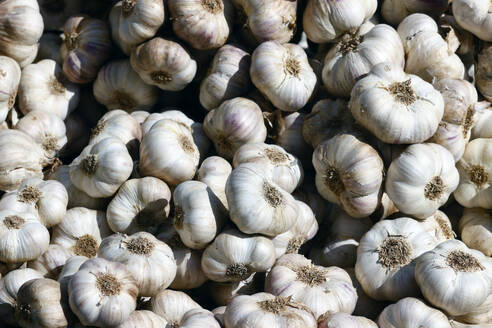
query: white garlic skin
453 0 492 41
150 289 201 324
198 156 232 210
318 312 378 328
250 41 316 112
455 294 492 324
471 101 492 139
382 0 449 25
27 244 72 280
459 208 492 256
420 210 456 244
115 310 168 328
0 56 20 124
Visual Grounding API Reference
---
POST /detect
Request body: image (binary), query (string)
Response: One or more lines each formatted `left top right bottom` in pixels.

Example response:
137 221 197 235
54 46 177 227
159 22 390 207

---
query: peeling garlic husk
420 210 456 244
140 119 200 186
115 310 168 328
415 239 492 316
456 294 492 324
36 33 64 64
476 43 492 102
265 253 357 319
98 232 177 297
386 143 459 219
203 97 267 159
52 207 112 258
60 15 111 83
200 44 251 110
0 56 20 124
355 217 438 301
38 0 83 31
378 297 452 328
106 177 171 234
303 0 377 43
459 208 492 256
250 41 316 112
318 312 378 328
226 163 299 236
130 37 197 91
224 292 317 328
201 228 276 282
168 0 233 50
198 156 232 210
313 134 384 218
382 0 449 25
0 0 43 67
323 23 405 98
233 143 303 193
454 138 492 209
471 101 492 139
109 0 165 55
93 59 158 112
150 289 201 324
453 0 492 41
27 244 71 280
69 257 138 327
0 177 68 227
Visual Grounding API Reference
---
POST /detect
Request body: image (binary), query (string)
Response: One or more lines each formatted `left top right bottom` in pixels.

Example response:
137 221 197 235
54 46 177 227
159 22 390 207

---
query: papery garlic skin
150 289 201 324
168 0 233 50
98 232 177 297
93 59 158 112
130 38 197 91
60 15 111 83
456 294 492 324
322 24 405 98
378 297 452 328
476 43 492 102
453 0 492 41
318 312 378 328
386 143 459 219
198 156 232 210
106 177 171 234
140 119 200 186
265 253 357 319
0 56 20 124
382 0 449 25
109 0 165 54
355 217 437 301
69 258 138 327
415 239 492 316
350 62 444 144
200 45 251 110
472 102 492 139
421 210 456 244
0 0 43 67
313 134 383 218
454 138 492 209
459 208 492 256
116 310 168 328
203 97 267 159
201 228 276 282
251 41 316 112
27 244 71 279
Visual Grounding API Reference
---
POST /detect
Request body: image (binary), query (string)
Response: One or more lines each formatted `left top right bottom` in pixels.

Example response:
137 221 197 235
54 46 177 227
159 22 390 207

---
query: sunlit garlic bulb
453 0 492 41
27 244 71 279
318 312 378 328
0 56 20 124
472 101 492 139
115 310 168 328
459 208 492 256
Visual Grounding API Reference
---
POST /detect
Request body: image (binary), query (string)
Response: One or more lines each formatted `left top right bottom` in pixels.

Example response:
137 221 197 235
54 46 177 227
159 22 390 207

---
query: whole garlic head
251 41 316 112
149 289 201 325
318 312 378 328
459 208 492 256
382 0 449 25
115 310 168 328
0 56 21 124
453 0 492 41
471 101 492 139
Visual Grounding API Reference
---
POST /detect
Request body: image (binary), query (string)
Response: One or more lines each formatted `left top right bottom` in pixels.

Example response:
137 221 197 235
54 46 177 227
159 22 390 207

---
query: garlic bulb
15 111 67 161
201 228 276 282
459 208 492 256
378 297 452 328
323 24 405 98
415 239 492 316
98 232 177 297
27 244 71 279
60 15 111 83
106 177 171 234
386 143 459 219
397 14 465 82
456 294 492 324
355 217 437 301
303 0 377 43
198 156 232 210
174 180 227 249
454 138 492 209
313 134 383 218
15 278 68 328
109 0 165 54
233 143 303 193
200 45 251 110
226 163 299 236
52 207 112 258
0 0 43 67
69 257 138 327
0 268 43 326
93 59 158 112
0 177 68 227
453 0 492 41
208 273 263 306
382 0 449 25
265 253 357 319
140 119 200 186
250 41 316 112
350 62 444 144
168 0 233 50
224 292 317 328
131 110 149 125
70 137 133 198
476 43 492 102
421 210 456 244
150 289 201 324
471 101 492 139
318 312 378 328
0 56 20 124
116 310 168 328
130 37 197 91
36 32 63 64
203 97 267 159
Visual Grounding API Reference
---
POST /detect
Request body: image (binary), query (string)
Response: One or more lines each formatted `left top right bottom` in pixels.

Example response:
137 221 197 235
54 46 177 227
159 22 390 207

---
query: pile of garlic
0 0 490 327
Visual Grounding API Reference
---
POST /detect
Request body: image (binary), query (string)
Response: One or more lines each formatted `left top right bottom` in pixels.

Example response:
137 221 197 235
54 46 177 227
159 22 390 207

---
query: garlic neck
122 0 137 17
